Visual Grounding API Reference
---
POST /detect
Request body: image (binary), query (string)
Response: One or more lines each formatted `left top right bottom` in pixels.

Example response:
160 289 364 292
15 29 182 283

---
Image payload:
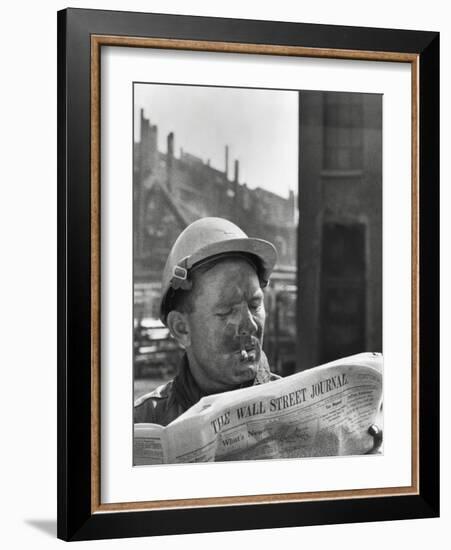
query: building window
323 93 363 171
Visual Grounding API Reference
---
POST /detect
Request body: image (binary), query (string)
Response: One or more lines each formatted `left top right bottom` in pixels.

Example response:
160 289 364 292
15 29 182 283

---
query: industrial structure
133 90 382 378
133 110 297 376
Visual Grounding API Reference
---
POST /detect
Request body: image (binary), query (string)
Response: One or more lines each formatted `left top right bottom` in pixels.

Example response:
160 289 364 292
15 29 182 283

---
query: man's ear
167 310 191 348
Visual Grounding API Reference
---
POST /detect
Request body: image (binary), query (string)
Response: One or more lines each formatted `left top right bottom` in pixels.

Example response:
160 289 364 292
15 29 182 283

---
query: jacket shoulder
135 380 173 405
134 380 174 424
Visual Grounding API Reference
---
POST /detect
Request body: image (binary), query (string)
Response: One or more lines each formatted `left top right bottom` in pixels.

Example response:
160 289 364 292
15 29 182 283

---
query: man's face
184 258 266 394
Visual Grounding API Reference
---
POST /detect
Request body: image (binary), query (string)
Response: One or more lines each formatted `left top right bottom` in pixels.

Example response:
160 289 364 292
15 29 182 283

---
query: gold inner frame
90 35 420 514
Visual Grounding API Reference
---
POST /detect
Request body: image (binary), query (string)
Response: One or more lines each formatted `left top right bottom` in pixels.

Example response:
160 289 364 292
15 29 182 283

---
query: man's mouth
238 343 258 363
236 331 261 363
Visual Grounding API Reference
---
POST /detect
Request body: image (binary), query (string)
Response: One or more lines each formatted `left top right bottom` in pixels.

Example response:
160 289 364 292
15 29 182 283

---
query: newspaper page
134 423 169 465
134 352 382 465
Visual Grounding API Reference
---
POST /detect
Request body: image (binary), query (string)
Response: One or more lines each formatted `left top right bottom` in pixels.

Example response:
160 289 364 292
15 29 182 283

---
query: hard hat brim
185 237 277 280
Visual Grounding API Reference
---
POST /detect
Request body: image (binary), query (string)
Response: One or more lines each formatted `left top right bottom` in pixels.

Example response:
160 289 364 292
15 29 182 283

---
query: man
134 217 280 426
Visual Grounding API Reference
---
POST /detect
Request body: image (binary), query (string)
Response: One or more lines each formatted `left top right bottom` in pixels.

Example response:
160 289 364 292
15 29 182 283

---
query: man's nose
239 304 258 336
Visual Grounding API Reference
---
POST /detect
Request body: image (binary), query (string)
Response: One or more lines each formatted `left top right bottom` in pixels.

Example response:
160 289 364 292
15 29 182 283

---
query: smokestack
139 109 148 142
167 132 174 158
140 109 150 142
234 159 239 183
225 145 229 178
167 132 174 192
288 190 295 222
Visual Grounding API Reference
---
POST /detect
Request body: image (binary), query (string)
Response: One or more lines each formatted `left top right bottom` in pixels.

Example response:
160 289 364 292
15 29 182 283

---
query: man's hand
366 424 383 454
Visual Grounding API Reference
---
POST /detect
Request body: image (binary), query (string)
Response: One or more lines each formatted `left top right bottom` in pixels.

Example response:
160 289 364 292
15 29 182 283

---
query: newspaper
134 352 383 465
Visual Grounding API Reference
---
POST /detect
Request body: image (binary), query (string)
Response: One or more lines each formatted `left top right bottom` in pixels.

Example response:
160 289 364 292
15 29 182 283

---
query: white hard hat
159 217 277 324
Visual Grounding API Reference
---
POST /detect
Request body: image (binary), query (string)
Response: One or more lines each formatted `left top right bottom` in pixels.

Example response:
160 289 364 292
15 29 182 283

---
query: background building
298 91 383 370
133 110 297 380
133 90 382 387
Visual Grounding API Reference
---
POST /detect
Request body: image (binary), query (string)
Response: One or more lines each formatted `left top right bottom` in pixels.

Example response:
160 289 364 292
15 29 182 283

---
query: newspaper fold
134 352 383 465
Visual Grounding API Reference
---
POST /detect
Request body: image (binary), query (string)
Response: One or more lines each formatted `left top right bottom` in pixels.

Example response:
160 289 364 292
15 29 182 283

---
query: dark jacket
134 351 279 426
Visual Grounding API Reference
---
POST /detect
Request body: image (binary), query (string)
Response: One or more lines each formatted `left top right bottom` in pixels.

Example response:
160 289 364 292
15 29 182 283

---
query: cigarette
239 333 249 361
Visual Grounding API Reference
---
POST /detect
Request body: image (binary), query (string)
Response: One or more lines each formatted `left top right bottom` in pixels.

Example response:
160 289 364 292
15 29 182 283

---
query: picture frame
57 7 439 541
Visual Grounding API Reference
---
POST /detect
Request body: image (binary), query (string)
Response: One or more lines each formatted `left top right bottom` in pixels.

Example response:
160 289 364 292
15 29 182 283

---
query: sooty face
184 258 266 394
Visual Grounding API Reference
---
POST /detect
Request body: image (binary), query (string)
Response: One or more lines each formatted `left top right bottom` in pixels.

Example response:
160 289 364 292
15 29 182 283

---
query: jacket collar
172 351 273 413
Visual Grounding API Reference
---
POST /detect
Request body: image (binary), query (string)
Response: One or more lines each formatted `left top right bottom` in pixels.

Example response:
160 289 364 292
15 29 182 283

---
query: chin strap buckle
170 260 192 290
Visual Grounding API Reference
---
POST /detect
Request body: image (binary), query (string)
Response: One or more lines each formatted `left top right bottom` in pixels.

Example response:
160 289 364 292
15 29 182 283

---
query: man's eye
217 309 233 317
249 301 263 311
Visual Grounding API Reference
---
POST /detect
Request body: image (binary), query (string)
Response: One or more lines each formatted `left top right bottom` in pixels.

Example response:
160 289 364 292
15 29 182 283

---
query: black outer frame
57 8 439 542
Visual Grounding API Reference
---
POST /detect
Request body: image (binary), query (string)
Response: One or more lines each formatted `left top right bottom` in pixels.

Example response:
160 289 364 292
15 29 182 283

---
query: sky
134 83 298 199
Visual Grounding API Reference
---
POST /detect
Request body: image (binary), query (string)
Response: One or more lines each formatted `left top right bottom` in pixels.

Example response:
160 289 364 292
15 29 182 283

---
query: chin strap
170 257 193 291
